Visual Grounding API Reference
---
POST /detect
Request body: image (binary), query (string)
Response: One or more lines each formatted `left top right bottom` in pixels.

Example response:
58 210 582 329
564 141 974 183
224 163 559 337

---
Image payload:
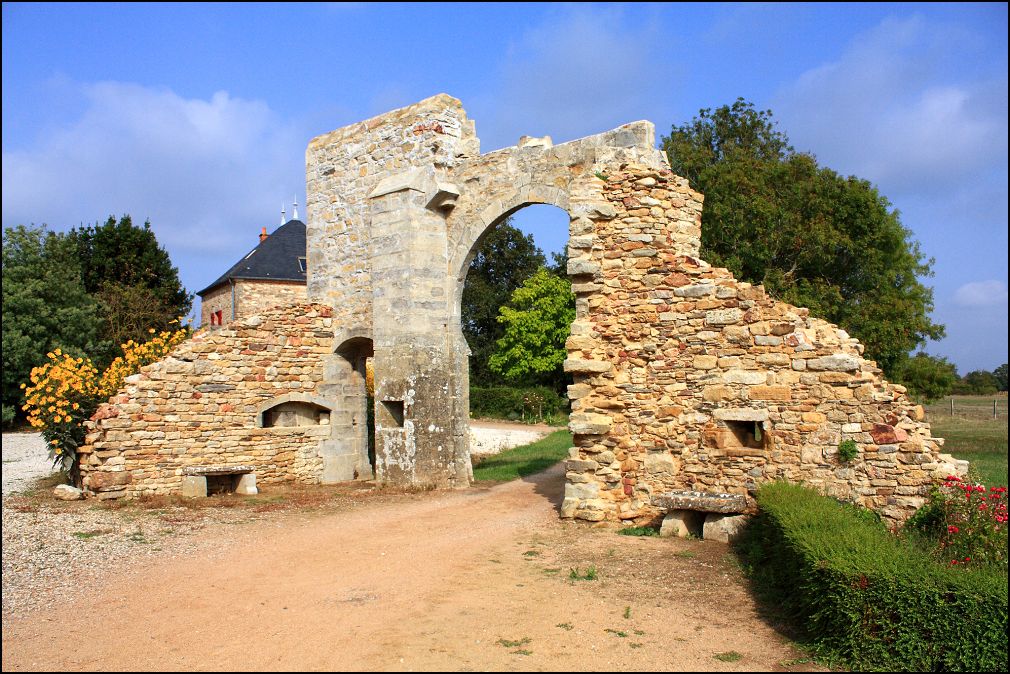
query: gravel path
1 433 56 497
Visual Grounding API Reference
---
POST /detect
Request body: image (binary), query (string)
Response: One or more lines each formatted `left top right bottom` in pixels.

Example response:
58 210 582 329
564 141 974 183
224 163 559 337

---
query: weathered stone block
702 513 749 543
181 475 207 498
569 413 612 435
806 354 860 372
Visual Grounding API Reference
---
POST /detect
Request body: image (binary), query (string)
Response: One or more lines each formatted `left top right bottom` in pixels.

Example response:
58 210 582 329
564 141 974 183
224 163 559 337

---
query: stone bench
181 465 258 497
652 490 749 543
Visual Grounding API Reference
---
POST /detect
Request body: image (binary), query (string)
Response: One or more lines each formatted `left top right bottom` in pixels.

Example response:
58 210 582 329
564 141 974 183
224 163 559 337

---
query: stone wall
560 165 956 526
236 280 307 320
77 304 337 498
200 280 307 327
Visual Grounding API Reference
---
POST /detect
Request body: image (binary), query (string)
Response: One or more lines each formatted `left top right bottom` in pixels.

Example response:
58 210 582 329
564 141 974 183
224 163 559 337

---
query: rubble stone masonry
77 304 335 498
560 166 956 526
74 95 959 526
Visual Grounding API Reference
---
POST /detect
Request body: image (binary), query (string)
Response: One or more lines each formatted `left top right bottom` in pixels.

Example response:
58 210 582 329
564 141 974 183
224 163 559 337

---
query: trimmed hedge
469 386 568 421
740 482 1007 671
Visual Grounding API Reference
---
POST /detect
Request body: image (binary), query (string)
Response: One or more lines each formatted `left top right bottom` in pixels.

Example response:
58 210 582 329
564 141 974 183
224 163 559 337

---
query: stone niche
261 401 331 428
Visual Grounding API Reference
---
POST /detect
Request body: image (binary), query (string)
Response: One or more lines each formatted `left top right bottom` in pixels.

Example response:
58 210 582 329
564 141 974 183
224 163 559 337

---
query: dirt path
2 466 818 671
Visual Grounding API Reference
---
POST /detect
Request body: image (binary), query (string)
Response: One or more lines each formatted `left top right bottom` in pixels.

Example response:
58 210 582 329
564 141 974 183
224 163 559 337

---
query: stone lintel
713 408 769 422
182 465 256 476
653 490 747 514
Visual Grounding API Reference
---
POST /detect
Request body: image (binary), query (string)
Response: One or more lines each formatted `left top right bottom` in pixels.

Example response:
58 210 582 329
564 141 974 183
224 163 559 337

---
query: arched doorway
319 334 375 482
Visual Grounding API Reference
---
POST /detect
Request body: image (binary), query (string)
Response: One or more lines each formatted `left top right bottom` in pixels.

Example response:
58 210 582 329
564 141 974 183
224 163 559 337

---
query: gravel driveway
1 432 56 497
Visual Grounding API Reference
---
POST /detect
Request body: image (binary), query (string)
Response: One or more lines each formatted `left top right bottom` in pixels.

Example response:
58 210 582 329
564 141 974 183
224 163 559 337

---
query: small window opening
212 309 223 326
725 420 765 449
298 256 307 273
381 400 405 427
206 474 240 495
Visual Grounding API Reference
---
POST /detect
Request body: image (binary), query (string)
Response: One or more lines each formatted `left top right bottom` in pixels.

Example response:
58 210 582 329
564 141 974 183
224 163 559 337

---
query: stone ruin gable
559 165 956 527
305 93 480 328
76 304 342 499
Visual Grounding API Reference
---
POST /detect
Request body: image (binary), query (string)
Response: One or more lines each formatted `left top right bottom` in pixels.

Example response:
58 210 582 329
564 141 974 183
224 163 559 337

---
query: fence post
950 398 954 416
995 399 998 420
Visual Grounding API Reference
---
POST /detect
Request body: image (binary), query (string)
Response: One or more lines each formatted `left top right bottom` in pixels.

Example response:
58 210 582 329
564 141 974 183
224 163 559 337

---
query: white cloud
2 81 306 261
476 7 676 150
773 15 1008 196
954 280 1009 307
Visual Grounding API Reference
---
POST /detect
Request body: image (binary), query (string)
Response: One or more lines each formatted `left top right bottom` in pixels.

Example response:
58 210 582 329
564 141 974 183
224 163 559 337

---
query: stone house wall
77 304 337 498
560 165 954 525
200 280 307 327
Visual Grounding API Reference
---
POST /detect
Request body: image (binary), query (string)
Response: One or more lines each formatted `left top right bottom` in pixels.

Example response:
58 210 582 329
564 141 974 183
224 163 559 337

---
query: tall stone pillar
367 170 470 487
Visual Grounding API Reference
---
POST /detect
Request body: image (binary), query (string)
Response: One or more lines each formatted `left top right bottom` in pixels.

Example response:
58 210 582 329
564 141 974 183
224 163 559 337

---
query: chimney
259 226 268 243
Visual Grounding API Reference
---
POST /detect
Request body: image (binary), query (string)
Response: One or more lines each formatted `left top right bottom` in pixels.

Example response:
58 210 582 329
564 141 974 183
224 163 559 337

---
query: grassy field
471 430 572 482
926 396 1008 486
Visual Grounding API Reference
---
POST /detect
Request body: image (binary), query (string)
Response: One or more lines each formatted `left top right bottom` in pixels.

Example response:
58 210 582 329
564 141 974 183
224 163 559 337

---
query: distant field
926 396 1008 486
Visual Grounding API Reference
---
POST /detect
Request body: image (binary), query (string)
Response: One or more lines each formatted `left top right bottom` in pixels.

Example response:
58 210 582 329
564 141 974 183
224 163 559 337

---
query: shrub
837 438 858 463
470 386 568 422
739 482 1007 671
908 475 1008 569
21 327 189 477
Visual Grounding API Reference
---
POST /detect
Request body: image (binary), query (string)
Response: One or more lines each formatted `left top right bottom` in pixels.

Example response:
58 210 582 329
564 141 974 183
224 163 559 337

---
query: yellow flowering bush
21 326 190 474
98 327 189 397
21 349 101 471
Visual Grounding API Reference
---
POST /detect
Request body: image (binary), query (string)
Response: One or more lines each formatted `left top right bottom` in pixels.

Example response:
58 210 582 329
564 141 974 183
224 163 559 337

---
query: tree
994 364 1008 392
461 220 546 386
662 99 945 377
2 225 100 425
68 215 191 366
961 370 1000 396
893 353 958 403
488 268 575 387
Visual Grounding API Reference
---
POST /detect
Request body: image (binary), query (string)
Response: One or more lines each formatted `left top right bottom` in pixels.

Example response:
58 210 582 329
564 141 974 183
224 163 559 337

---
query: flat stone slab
653 490 747 514
182 465 255 476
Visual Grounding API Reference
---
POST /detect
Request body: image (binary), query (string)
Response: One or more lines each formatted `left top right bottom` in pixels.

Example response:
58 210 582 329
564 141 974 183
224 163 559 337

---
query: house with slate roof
197 208 307 327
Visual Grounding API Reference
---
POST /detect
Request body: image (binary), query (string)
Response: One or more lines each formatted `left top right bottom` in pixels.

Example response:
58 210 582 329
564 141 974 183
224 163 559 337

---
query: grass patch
672 550 696 559
617 526 659 537
927 413 1008 486
72 529 110 540
605 628 629 638
496 637 531 648
556 622 573 631
471 430 572 482
714 651 743 662
569 565 597 581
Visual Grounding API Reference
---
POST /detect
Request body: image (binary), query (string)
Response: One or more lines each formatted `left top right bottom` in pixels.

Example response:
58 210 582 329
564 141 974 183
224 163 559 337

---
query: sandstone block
723 370 766 385
749 385 791 401
569 413 612 435
703 513 749 543
53 484 84 501
693 355 717 370
807 354 860 372
705 309 743 326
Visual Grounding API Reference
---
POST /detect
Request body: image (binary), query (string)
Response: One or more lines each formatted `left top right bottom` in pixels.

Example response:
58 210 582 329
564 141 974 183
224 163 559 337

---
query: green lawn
924 396 1008 486
471 430 572 482
928 415 1008 487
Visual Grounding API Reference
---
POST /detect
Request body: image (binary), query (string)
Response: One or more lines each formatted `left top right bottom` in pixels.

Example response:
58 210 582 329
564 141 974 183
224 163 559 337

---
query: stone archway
306 94 668 490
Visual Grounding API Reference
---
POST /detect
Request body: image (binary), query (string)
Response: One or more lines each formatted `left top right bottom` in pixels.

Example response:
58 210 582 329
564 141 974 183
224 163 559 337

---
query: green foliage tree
958 370 1001 396
68 215 192 366
662 99 945 376
993 363 1008 392
2 225 100 425
488 268 575 387
893 352 958 403
462 220 546 386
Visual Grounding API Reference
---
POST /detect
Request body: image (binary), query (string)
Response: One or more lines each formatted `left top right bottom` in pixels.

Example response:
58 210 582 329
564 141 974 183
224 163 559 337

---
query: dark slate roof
197 220 307 296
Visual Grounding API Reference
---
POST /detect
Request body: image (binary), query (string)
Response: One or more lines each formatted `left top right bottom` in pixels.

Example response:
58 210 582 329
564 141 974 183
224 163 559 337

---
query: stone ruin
77 94 966 526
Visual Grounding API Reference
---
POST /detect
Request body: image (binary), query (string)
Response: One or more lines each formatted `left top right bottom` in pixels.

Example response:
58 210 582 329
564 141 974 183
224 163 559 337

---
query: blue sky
3 3 1006 373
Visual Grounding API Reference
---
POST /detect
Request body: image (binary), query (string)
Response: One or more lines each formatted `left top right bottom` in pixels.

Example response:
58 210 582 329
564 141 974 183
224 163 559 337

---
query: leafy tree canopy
662 99 945 376
892 352 958 403
462 220 546 386
993 364 1008 392
489 268 575 388
68 215 192 366
2 225 100 424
